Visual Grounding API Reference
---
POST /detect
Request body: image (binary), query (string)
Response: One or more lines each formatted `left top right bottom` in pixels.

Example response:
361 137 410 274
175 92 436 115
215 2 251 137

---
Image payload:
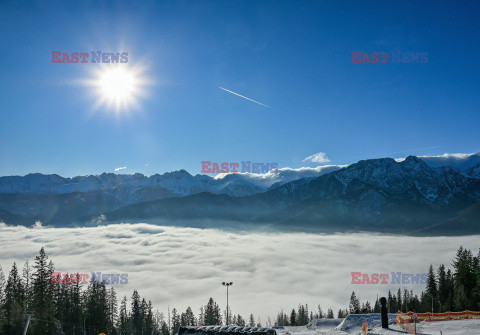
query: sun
96 67 138 111
88 64 151 114
100 68 135 104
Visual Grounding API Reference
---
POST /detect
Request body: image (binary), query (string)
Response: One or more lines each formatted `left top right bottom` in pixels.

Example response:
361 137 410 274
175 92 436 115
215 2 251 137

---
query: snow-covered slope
300 315 480 334
416 152 480 172
306 318 343 331
334 314 397 333
265 156 480 208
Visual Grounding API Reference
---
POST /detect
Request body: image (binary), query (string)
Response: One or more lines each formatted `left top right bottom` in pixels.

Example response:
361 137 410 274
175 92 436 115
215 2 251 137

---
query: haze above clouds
0 222 478 320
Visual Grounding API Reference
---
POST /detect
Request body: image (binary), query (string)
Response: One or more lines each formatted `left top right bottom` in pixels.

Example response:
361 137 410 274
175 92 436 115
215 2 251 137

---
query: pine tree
119 296 129 335
107 287 118 334
387 290 393 313
4 262 25 333
289 309 296 326
396 288 402 312
326 308 334 318
141 298 148 331
317 304 324 318
85 280 109 334
402 289 408 312
172 308 180 334
437 264 448 312
32 248 55 335
71 274 82 335
131 290 142 333
52 273 63 325
452 246 477 310
236 314 246 326
349 291 360 314
390 291 398 312
161 320 171 335
426 264 438 312
171 308 181 335
373 297 380 313
275 311 288 326
204 298 222 325
443 269 454 311
408 291 420 312
249 313 255 327
53 274 75 334
183 306 196 326
297 304 308 325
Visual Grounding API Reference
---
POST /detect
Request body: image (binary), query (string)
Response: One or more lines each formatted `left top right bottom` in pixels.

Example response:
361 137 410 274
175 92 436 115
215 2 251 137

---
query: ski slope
294 314 480 334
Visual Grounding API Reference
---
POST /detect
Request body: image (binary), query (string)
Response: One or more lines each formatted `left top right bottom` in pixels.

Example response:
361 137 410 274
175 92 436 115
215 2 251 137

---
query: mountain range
0 153 479 235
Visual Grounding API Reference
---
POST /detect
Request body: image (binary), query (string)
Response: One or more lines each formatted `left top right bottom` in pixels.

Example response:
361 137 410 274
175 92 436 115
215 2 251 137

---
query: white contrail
219 87 272 108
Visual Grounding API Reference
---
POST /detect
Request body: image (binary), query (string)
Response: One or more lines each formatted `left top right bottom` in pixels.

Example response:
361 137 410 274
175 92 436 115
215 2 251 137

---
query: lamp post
222 282 233 325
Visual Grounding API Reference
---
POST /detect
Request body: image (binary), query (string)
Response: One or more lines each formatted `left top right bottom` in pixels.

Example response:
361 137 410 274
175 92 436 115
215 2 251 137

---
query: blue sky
0 0 479 177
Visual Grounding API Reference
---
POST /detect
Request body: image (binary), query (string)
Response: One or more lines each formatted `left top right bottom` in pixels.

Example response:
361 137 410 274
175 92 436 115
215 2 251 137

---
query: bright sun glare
100 68 135 103
89 64 150 114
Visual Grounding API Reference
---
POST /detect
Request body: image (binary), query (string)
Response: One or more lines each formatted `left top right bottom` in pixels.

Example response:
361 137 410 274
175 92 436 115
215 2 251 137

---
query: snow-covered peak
0 165 344 197
2 153 478 200
214 165 344 188
414 152 480 171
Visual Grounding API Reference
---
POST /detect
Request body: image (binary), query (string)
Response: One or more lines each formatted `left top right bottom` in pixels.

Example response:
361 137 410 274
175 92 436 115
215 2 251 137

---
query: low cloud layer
214 165 344 188
115 166 127 172
0 223 478 321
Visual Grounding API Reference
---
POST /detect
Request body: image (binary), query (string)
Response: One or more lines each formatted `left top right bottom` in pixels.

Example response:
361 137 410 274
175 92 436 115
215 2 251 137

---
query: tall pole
222 282 233 326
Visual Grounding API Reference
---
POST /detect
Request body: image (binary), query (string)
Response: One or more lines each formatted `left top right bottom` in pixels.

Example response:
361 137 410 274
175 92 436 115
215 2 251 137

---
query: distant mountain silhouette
1 155 479 235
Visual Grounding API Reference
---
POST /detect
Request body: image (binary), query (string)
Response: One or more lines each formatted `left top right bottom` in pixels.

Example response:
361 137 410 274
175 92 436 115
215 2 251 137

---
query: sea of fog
0 222 478 322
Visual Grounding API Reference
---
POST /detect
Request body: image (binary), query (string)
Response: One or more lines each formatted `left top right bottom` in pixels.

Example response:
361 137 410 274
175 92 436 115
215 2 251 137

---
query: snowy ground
289 315 480 335
413 319 480 335
369 319 480 334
